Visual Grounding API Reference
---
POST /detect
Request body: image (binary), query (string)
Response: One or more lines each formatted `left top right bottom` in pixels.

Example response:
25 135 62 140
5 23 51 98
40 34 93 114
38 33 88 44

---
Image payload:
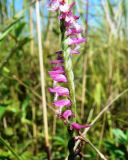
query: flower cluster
48 0 89 131
49 51 89 131
49 51 73 118
49 0 86 55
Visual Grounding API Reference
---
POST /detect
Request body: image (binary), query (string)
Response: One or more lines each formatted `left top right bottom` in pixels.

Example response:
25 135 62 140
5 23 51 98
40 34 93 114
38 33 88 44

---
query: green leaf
106 0 114 18
0 16 23 41
113 128 127 144
0 151 10 158
0 107 6 119
15 22 26 37
0 137 22 160
3 67 10 73
4 127 13 136
53 136 67 147
114 149 125 157
0 105 7 119
94 83 102 107
21 96 29 119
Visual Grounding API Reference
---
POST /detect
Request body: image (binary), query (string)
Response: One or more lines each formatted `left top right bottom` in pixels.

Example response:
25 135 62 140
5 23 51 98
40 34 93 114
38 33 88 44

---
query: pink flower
68 37 86 45
58 0 65 3
53 99 71 107
50 59 64 64
66 28 82 36
61 110 74 120
64 13 79 27
48 86 69 96
70 122 90 131
65 12 76 25
59 2 76 13
70 46 80 54
53 66 64 71
49 73 67 82
59 3 69 12
48 0 60 11
50 66 65 74
73 23 81 30
48 70 64 74
70 50 80 54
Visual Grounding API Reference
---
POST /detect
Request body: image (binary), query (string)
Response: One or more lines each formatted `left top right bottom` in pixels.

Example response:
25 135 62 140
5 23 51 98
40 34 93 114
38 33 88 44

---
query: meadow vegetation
0 0 128 159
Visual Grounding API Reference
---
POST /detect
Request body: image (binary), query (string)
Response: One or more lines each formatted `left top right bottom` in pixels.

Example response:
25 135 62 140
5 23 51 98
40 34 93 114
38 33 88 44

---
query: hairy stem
60 20 77 119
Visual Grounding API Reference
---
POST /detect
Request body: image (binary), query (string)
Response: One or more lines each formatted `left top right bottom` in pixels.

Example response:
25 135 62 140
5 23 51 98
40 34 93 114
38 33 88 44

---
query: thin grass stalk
85 138 107 160
29 4 37 153
80 0 89 120
107 41 114 139
74 88 128 151
29 5 34 56
81 55 87 120
12 0 15 16
35 0 51 159
3 117 8 129
97 114 106 160
85 0 89 36
52 113 57 135
29 5 37 154
0 137 22 160
32 102 37 154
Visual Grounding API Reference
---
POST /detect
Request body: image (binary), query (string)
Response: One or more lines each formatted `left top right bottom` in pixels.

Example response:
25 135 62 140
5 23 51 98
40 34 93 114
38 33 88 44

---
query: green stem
0 137 22 160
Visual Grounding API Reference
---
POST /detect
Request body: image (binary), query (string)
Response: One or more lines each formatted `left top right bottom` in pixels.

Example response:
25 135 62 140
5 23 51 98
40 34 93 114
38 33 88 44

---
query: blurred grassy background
0 0 128 159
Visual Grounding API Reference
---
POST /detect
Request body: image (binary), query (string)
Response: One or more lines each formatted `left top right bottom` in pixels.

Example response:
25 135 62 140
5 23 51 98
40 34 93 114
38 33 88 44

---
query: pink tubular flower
48 70 64 74
48 86 69 96
68 37 86 45
49 73 67 82
70 45 80 54
59 2 76 13
59 3 69 12
66 28 82 36
65 13 76 25
70 50 80 54
50 59 64 64
53 99 71 107
53 66 64 71
70 122 90 131
61 110 74 120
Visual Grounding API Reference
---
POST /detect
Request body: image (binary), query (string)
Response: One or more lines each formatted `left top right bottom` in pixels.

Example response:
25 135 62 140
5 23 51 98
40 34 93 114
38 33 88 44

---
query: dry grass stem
74 88 128 151
35 0 50 158
85 137 107 160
